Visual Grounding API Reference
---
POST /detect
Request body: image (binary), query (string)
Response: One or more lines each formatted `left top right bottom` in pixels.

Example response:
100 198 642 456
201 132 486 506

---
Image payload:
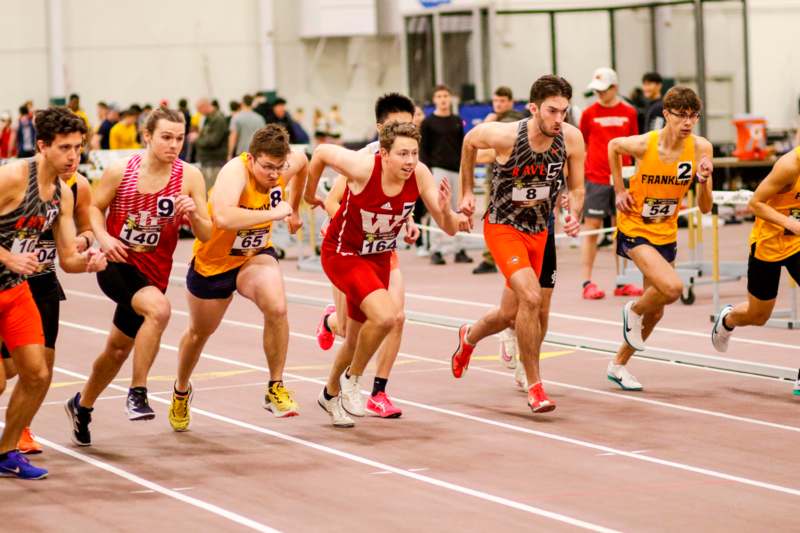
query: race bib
511 181 550 206
785 208 800 236
641 197 678 222
33 239 57 272
119 220 161 252
361 232 398 255
10 234 39 255
230 228 270 256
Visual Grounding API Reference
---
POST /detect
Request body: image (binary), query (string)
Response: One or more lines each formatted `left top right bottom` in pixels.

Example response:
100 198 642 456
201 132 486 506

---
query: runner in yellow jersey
607 86 713 390
711 147 800 395
169 124 306 430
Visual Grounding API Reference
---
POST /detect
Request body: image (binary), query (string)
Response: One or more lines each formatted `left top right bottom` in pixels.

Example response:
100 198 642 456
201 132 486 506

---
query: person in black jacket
420 85 472 265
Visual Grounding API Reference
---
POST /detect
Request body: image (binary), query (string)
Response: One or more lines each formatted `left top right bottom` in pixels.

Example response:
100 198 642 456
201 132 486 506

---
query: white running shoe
339 370 365 417
607 362 643 391
793 373 800 397
622 301 645 351
317 390 355 428
711 305 734 353
513 358 528 390
499 329 518 369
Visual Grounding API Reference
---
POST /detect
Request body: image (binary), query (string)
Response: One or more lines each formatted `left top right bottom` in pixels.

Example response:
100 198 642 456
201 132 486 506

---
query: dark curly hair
34 106 88 145
529 75 573 105
249 124 290 159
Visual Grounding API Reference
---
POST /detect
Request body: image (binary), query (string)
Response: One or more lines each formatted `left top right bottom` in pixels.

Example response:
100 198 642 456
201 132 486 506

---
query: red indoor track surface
2 223 799 532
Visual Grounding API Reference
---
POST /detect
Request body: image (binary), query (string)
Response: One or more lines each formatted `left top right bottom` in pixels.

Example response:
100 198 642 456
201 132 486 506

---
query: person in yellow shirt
68 93 91 132
606 86 714 390
711 147 800 394
169 124 306 430
109 109 141 150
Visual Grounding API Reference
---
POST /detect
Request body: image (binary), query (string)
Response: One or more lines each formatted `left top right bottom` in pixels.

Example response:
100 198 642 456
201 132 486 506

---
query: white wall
2 0 798 143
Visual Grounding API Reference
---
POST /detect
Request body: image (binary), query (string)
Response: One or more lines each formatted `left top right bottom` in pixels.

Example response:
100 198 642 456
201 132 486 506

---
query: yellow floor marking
48 359 424 388
471 349 574 362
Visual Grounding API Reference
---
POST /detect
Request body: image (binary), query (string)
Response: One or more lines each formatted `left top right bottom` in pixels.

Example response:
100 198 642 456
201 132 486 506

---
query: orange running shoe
17 427 43 455
527 383 556 413
451 325 475 378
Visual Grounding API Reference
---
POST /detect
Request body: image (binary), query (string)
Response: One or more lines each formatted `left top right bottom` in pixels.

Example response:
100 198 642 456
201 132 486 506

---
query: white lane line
57 320 800 499
2 429 279 532
273 273 800 352
64 288 797 382
49 361 618 533
58 293 799 428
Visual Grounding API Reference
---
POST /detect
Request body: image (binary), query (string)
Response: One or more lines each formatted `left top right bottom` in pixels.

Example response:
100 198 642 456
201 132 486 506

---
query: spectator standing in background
228 94 265 159
191 97 228 191
579 67 641 300
15 105 36 158
96 104 120 150
178 98 192 160
420 84 472 265
0 111 14 158
109 108 141 150
642 72 665 133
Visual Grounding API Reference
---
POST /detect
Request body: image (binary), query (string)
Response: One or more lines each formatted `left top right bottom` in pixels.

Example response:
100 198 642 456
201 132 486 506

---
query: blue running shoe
0 451 48 480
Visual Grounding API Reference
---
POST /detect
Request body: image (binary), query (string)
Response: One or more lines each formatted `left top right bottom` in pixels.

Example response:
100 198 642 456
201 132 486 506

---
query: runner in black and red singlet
454 75 586 414
0 107 106 479
65 107 212 447
304 121 468 427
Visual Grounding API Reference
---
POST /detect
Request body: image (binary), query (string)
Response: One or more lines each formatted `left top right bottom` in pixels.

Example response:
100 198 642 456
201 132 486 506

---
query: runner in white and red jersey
65 108 212 446
304 121 467 427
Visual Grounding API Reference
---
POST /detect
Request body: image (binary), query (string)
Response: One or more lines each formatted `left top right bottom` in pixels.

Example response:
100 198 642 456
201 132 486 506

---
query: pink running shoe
316 304 336 350
527 382 556 413
451 324 475 378
366 392 402 418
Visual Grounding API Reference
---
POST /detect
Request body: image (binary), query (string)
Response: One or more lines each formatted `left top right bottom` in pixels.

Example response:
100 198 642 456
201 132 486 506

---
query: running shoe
622 301 645 351
472 261 497 274
126 387 155 421
339 370 365 417
527 382 556 413
430 251 446 265
451 324 475 378
514 359 528 391
607 362 643 391
64 392 92 446
169 381 193 431
614 284 644 297
366 392 402 418
499 328 517 369
454 250 473 263
263 382 300 418
0 451 47 480
17 427 42 455
793 379 800 397
711 305 734 353
316 304 336 351
582 282 605 300
317 389 355 428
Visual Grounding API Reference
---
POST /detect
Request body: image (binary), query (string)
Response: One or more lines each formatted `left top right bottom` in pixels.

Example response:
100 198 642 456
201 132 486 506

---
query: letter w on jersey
359 202 413 255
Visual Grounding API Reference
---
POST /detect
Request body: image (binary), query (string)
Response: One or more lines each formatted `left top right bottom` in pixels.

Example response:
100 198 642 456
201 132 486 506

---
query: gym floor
2 222 798 532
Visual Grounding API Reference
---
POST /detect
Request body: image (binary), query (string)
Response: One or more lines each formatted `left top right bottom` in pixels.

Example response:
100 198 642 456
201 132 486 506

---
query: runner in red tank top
304 121 468 427
66 108 212 444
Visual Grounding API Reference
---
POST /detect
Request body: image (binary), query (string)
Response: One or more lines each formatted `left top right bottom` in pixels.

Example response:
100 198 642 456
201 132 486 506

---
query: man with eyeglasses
605 86 713 390
169 124 306 430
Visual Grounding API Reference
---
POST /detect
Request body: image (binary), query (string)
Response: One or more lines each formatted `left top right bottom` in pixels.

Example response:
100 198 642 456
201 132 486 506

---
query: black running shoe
126 387 155 421
472 260 497 274
430 251 446 265
454 249 473 263
64 392 92 446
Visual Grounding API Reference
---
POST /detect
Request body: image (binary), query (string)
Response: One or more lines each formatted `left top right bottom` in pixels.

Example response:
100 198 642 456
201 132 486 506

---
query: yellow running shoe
263 382 299 418
168 382 193 432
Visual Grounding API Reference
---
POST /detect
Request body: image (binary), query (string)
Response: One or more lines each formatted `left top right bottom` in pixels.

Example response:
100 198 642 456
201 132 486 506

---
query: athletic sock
372 377 388 397
323 314 332 333
721 316 734 331
323 387 335 401
582 280 591 288
130 386 147 395
174 385 190 397
268 380 282 388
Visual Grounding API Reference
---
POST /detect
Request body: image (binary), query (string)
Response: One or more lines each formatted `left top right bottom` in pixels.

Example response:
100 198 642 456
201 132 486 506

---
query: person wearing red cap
579 67 641 300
